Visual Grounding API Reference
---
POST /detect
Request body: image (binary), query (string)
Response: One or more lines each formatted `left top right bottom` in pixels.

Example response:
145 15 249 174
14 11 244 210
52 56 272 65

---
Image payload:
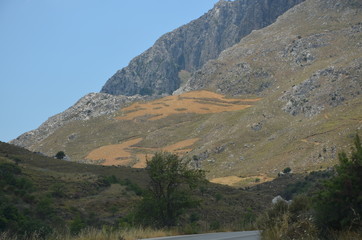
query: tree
283 167 292 174
313 134 362 230
136 152 205 227
55 151 65 160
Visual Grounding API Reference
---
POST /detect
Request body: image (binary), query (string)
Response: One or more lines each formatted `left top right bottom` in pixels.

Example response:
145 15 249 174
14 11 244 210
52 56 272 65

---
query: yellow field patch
85 138 143 166
117 90 261 121
85 138 199 168
210 175 274 187
301 139 321 146
161 138 199 154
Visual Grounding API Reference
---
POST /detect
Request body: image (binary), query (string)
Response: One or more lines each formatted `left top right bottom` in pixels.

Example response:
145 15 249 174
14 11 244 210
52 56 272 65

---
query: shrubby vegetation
55 151 66 160
0 149 207 239
314 134 362 232
259 134 362 239
1 135 361 239
0 157 145 239
0 163 53 239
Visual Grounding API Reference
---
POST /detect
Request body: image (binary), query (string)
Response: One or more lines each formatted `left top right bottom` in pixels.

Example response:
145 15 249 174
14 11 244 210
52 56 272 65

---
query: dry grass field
85 138 200 168
117 90 261 121
210 175 274 187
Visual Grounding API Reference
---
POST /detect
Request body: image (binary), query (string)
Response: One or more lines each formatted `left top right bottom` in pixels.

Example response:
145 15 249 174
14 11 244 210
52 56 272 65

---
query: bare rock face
281 62 362 117
177 0 362 114
100 0 304 96
11 93 149 148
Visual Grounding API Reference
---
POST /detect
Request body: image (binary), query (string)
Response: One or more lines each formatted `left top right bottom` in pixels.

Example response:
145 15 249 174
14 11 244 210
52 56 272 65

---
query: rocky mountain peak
100 0 304 96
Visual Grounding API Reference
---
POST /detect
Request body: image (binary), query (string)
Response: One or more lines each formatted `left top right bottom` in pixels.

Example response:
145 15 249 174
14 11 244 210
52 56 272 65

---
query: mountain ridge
100 0 304 96
11 93 153 149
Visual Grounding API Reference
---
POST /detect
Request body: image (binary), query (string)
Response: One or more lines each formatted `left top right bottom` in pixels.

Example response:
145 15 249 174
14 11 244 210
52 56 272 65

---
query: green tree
55 151 65 160
314 134 362 230
136 152 205 227
283 167 292 174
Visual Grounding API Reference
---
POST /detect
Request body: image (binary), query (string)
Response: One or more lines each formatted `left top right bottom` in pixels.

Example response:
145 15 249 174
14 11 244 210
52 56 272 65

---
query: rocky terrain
101 0 304 96
176 0 362 98
11 93 151 149
11 0 362 184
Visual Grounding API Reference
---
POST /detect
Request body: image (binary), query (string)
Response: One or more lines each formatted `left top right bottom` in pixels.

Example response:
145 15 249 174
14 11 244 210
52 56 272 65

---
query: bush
257 195 318 240
240 208 256 229
283 167 291 174
70 215 86 235
282 170 333 200
313 134 362 231
36 197 55 220
50 183 66 198
55 151 65 160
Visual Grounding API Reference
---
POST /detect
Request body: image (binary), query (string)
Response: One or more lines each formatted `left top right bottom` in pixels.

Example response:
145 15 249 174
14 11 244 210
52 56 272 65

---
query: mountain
100 0 304 96
11 0 362 186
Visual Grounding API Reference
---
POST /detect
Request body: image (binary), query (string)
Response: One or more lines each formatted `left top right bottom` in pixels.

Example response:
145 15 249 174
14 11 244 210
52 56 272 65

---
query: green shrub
257 196 318 240
240 208 256 229
70 215 86 235
55 151 66 160
209 221 221 230
50 183 66 198
313 134 362 231
36 197 55 220
283 170 333 200
215 193 223 202
283 167 291 174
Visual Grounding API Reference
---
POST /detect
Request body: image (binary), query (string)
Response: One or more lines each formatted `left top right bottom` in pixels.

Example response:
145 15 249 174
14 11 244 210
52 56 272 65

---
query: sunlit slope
25 91 362 184
84 91 260 168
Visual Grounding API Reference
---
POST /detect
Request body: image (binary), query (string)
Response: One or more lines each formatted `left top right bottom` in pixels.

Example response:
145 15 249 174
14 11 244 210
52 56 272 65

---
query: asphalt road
141 230 261 240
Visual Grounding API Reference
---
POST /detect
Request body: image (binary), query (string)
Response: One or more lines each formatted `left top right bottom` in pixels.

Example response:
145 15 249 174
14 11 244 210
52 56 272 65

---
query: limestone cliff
100 0 304 96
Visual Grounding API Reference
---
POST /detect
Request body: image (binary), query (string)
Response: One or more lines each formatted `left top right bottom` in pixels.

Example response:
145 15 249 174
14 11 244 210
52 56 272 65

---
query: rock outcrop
101 0 304 96
281 63 362 117
176 0 362 107
11 93 149 148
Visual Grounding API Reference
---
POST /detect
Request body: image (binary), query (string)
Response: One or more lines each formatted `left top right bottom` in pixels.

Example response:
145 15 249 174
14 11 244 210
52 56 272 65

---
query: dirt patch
117 90 261 121
85 138 143 166
210 175 274 187
161 138 199 155
86 138 199 168
301 139 321 146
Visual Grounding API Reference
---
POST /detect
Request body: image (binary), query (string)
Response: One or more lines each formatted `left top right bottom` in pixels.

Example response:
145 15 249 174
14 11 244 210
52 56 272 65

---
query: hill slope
11 0 362 185
1 140 302 235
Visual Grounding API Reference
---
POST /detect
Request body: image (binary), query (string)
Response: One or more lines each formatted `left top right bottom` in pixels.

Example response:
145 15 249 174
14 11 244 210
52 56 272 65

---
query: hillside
0 140 303 237
11 0 362 187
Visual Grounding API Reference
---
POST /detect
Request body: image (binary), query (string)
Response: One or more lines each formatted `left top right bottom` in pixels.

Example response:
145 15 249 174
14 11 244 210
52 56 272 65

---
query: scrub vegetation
1 135 361 239
258 134 362 239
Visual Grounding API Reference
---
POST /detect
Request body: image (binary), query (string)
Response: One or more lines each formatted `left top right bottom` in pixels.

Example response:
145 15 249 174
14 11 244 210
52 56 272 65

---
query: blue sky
0 0 219 142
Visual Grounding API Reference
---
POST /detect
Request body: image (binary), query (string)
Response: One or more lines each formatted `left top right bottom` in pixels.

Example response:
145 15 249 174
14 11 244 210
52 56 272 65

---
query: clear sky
0 0 219 142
